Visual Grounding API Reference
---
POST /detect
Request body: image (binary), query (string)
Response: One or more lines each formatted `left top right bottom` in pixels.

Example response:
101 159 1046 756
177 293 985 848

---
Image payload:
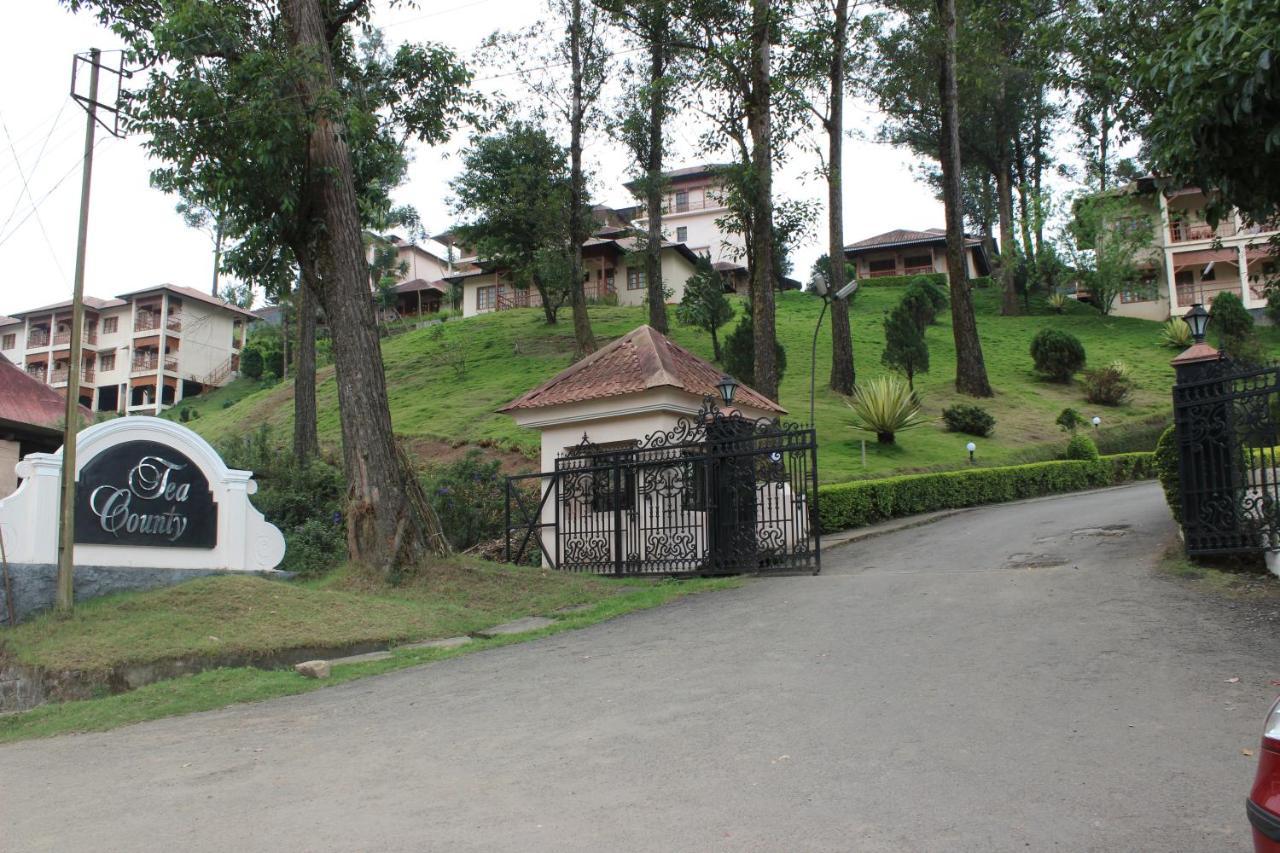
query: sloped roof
117 283 257 318
393 278 447 294
623 163 734 193
0 315 18 327
500 325 784 414
843 228 983 253
0 354 91 432
9 295 128 318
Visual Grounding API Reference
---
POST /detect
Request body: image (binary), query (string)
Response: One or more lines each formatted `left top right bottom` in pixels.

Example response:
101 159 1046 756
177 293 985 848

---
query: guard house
500 326 819 576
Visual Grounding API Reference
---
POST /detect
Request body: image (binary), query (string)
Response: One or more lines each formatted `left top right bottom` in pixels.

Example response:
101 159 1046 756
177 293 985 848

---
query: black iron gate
505 400 820 576
1173 357 1280 555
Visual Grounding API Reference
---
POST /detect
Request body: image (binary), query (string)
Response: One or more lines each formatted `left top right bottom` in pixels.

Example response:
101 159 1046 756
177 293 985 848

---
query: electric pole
55 49 125 613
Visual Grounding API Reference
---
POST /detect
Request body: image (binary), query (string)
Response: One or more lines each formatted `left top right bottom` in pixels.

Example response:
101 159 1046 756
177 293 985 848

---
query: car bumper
1250 797 1280 851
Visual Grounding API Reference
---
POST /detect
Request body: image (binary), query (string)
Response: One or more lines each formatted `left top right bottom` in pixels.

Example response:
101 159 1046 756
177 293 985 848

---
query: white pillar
155 295 169 415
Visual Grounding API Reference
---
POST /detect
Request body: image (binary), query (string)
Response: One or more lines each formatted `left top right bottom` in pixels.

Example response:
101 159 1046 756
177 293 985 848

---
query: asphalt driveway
2 482 1276 852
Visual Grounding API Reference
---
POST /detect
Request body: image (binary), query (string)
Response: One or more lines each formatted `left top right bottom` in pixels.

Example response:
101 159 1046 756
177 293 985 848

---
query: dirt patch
1004 553 1071 570
1070 525 1132 539
401 438 537 476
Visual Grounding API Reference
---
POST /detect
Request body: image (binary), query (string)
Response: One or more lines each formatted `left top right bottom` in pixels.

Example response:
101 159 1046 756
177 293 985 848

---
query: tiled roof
623 163 734 193
393 278 447 294
500 325 785 414
843 228 982 253
8 295 128 318
0 354 91 431
0 315 18 326
117 283 258 318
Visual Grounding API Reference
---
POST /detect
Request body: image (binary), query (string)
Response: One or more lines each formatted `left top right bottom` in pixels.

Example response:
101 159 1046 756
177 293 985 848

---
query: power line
0 108 70 284
0 101 70 234
0 137 108 250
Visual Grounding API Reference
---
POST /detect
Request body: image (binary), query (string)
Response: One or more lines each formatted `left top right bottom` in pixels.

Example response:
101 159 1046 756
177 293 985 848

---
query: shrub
722 313 787 388
1046 292 1068 314
222 399 234 409
240 346 264 380
1082 360 1134 406
1030 328 1086 382
817 453 1156 532
1267 287 1280 326
1159 318 1192 349
881 303 930 389
1056 407 1088 433
1210 291 1254 343
265 347 285 377
857 272 948 289
942 404 995 437
179 407 192 422
1154 425 1181 524
901 277 948 330
261 370 279 385
1065 433 1100 461
422 450 507 552
845 375 930 444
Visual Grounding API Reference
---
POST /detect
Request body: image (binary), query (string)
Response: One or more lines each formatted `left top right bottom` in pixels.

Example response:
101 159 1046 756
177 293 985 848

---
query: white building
0 284 254 415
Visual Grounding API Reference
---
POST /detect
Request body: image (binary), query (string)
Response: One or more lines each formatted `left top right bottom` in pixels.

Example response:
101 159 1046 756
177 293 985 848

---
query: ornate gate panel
1173 359 1280 555
505 401 820 576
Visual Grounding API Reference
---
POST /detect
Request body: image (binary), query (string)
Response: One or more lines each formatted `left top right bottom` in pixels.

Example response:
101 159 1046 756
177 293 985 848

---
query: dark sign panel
74 440 218 548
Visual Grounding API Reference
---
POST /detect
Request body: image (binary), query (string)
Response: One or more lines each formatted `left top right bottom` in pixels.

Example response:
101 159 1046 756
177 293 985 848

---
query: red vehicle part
1250 697 1280 852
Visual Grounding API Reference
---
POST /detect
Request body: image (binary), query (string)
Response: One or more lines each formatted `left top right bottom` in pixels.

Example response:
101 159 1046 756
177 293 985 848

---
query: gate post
1171 341 1236 553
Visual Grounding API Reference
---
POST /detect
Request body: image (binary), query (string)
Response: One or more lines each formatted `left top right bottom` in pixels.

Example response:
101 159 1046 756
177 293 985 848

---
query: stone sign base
0 563 291 626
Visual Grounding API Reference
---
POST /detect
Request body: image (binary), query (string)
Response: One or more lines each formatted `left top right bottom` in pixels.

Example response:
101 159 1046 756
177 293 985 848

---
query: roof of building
500 325 784 415
385 235 452 265
582 235 702 266
843 228 984 254
623 163 735 193
0 315 18 327
116 283 258 318
8 295 129 319
393 278 448 294
0 354 91 433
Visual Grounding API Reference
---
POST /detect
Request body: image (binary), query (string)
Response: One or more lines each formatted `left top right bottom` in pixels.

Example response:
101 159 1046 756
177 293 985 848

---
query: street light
809 273 860 427
716 374 739 407
966 441 976 464
1184 302 1210 344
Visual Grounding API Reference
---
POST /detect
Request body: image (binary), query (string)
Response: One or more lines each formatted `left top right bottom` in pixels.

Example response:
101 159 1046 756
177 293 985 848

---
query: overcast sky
0 1 958 315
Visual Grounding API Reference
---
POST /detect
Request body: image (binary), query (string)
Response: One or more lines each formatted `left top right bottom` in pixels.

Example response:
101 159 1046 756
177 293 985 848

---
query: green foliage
675 255 734 360
264 347 284 377
422 450 507 552
1064 195 1155 315
722 312 786 388
1159 317 1192 349
1267 287 1280 326
218 428 346 576
942 404 995 437
1056 407 1088 432
1046 292 1068 314
1154 425 1182 524
900 277 948 331
818 453 1157 532
845 375 930 444
1209 291 1263 363
856 272 948 289
1030 328 1086 382
240 347 264 380
1065 433 1100 461
1082 360 1135 406
881 303 929 389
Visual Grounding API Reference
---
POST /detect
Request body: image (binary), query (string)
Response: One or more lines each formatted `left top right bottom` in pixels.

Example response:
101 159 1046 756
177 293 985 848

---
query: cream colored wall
0 439 18 498
92 306 131 389
1108 292 1171 322
0 320 19 357
398 246 451 283
177 300 240 382
461 272 510 318
615 251 699 308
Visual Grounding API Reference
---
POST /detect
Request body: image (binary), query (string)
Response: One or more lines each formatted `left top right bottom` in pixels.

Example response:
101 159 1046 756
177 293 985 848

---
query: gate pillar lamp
966 441 976 464
1184 302 1210 344
716 373 739 408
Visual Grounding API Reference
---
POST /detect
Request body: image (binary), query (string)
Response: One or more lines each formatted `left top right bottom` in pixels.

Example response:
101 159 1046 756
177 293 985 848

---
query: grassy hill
175 286 1279 483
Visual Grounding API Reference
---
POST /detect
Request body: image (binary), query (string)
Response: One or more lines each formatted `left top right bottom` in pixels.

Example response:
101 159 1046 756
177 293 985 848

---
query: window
1 333 13 350
868 258 897 276
605 268 615 290
102 316 118 334
100 352 115 372
903 253 932 271
477 285 497 311
676 226 688 243
627 268 647 290
674 190 689 212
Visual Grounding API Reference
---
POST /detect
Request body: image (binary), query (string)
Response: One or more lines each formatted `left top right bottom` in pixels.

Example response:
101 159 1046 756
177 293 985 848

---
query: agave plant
845 375 931 444
1159 317 1193 349
1046 292 1068 314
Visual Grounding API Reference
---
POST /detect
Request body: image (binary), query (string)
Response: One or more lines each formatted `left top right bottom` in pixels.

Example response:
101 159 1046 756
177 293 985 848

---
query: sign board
74 440 218 548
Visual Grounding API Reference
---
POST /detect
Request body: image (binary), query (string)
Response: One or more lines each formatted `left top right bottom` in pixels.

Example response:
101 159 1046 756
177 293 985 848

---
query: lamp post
716 373 739 408
1184 302 1210 344
966 441 976 464
808 270 859 427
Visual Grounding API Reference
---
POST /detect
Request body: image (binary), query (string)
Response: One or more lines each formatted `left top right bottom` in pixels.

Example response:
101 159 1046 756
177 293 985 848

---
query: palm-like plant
1046 292 1068 314
845 375 931 444
1159 317 1193 349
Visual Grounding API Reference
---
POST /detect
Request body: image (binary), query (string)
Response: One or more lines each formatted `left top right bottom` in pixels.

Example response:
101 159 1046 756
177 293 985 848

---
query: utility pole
56 49 125 613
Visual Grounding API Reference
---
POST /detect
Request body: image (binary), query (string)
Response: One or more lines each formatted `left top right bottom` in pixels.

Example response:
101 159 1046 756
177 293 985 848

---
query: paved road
3 483 1277 852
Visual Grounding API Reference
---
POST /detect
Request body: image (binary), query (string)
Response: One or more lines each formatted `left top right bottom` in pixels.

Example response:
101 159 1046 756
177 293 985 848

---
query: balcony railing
26 367 45 380
132 354 158 373
1175 279 1244 309
166 314 182 332
49 367 95 385
902 265 935 276
1168 220 1237 243
867 268 899 278
134 313 160 332
26 331 49 347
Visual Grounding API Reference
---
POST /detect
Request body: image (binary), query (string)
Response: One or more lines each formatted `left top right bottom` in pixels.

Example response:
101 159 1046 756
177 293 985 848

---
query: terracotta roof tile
500 325 785 414
844 228 982 253
0 354 91 430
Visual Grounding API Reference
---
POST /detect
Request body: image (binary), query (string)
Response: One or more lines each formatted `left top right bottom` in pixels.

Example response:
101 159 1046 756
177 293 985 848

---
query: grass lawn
0 561 735 742
175 287 1280 482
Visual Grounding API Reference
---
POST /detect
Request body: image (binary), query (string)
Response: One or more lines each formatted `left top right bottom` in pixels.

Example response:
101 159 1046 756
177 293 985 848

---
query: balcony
134 313 160 332
1168 219 1237 243
166 313 182 332
49 366 94 385
1175 279 1243 309
26 331 49 348
25 366 45 380
902 264 935 276
650 195 724 216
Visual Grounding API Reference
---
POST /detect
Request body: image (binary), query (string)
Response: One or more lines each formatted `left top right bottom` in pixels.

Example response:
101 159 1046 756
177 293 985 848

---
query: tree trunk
936 0 992 398
283 0 448 570
710 324 721 361
645 14 668 333
995 153 1019 315
293 255 319 465
211 218 224 297
1013 134 1035 265
747 0 778 401
827 0 854 395
567 0 597 359
1098 102 1109 192
1031 89 1045 259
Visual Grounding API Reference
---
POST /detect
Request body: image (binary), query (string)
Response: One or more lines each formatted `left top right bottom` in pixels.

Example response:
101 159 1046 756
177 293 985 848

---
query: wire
380 0 505 30
0 101 70 235
0 108 70 285
0 137 108 251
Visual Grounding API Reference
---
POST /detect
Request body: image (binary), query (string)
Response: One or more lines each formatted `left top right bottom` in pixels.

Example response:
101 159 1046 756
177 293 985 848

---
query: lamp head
809 270 829 297
834 280 859 301
1184 302 1210 343
716 374 739 406
965 442 976 453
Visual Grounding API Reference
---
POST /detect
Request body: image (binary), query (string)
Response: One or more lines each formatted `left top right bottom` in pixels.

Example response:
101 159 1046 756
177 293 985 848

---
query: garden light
1184 302 1210 343
1092 416 1101 429
966 441 976 464
716 374 739 407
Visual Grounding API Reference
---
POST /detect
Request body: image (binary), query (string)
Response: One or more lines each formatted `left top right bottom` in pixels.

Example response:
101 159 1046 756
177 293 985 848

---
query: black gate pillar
1172 342 1236 552
706 409 759 572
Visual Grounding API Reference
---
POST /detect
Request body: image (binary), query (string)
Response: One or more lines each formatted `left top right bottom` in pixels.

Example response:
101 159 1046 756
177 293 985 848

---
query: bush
179 407 192 422
857 272 947 289
422 450 507 552
1065 433 1100 460
222 399 234 409
1082 360 1135 406
1056 407 1088 433
722 313 787 388
901 277 949 330
265 347 285 377
881 303 929 389
1030 328 1086 382
1159 318 1192 349
942 404 995 437
817 453 1156 532
1267 288 1280 326
845 375 930 444
1209 291 1264 363
240 346 264 380
1154 425 1181 524
1046 292 1068 314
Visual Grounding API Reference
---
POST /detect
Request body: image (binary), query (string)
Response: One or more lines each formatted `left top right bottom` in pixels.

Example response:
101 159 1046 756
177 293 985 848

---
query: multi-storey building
1088 178 1278 321
0 284 254 415
625 164 746 268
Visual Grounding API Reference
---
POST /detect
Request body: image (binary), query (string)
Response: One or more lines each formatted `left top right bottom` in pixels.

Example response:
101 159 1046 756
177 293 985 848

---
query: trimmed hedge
817 453 1156 533
856 272 992 290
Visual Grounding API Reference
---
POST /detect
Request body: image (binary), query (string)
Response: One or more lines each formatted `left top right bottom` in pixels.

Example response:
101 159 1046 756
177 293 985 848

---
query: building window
627 268 647 290
605 268 615 290
868 258 897 277
100 352 116 372
903 253 932 272
1 333 13 350
676 226 688 243
477 285 497 311
102 316 118 334
674 190 689 212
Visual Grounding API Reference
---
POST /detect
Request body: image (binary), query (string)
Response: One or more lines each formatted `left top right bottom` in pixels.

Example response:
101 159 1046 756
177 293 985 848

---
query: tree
722 309 787 389
450 124 580 325
1064 193 1154 315
881 303 929 390
676 255 734 359
1137 0 1280 227
177 201 229 298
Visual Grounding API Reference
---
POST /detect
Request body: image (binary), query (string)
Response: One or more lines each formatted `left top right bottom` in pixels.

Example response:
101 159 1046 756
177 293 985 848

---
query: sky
0 0 949 316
